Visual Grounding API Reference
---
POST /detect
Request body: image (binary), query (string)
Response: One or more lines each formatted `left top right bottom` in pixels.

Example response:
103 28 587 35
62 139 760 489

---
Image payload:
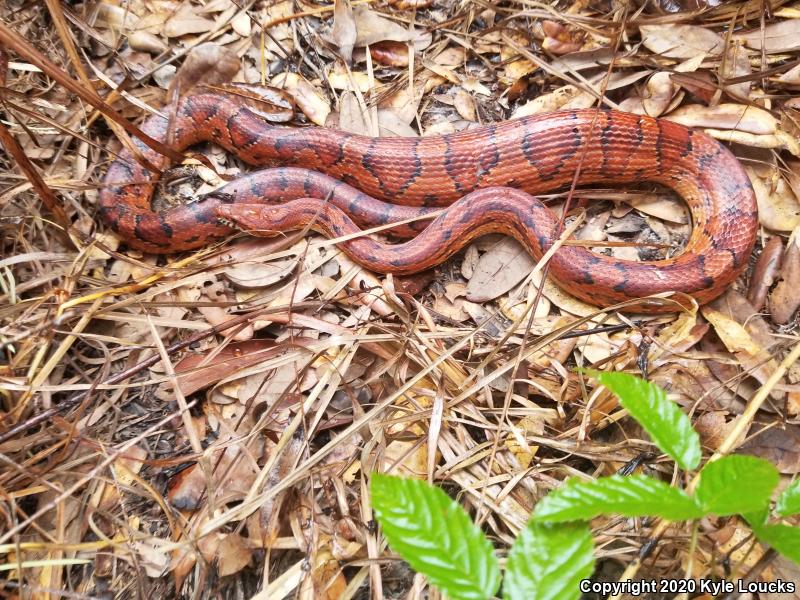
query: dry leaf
164 6 214 38
465 237 535 302
271 72 331 126
369 41 409 67
618 72 679 117
352 6 431 50
748 235 784 311
721 42 752 98
332 0 357 63
741 422 800 473
666 103 777 134
770 229 800 323
746 165 800 231
640 25 723 59
512 85 594 119
169 43 240 96
736 19 800 53
217 533 252 576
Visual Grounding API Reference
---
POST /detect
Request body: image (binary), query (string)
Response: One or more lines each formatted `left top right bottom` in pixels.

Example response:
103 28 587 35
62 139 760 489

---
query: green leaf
777 479 800 517
586 370 701 470
504 521 594 600
370 474 500 600
533 475 703 523
746 515 800 564
695 456 778 516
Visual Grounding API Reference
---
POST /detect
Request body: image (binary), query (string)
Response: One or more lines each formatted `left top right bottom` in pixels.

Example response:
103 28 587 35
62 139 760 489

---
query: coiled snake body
100 92 758 309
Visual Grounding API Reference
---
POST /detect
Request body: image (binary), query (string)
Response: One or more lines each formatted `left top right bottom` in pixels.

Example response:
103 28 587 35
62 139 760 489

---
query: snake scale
99 91 758 309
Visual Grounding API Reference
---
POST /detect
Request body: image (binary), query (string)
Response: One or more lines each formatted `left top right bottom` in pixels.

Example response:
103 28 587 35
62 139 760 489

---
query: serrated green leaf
504 521 594 600
586 370 701 470
533 475 703 523
695 455 778 516
777 479 800 517
746 516 800 565
371 474 500 600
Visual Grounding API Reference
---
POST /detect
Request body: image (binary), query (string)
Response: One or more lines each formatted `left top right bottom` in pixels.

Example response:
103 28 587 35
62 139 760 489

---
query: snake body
100 92 758 309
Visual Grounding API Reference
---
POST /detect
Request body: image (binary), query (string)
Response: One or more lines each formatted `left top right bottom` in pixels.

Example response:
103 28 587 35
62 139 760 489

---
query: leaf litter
3 0 800 597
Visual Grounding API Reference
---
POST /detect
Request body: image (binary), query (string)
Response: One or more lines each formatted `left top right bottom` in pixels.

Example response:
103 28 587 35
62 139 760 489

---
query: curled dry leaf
377 109 418 136
328 69 376 94
735 19 800 53
779 62 800 84
369 41 409 67
769 229 800 324
618 72 679 117
512 85 595 119
747 235 784 311
231 10 251 37
694 411 739 452
666 103 776 134
169 42 240 96
667 104 800 155
541 20 585 55
702 303 779 389
272 72 331 126
745 165 800 231
640 25 724 59
454 89 477 121
222 257 298 288
337 90 371 135
624 194 688 224
92 446 147 512
128 30 168 54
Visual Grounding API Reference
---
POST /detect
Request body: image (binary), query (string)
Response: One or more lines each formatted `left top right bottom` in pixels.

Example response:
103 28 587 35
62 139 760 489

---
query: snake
99 90 758 309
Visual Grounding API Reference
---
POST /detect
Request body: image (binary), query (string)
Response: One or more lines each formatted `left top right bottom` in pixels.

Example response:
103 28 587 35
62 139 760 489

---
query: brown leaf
736 19 800 53
721 42 752 99
164 6 215 38
453 89 477 121
167 340 285 397
748 235 784 311
387 0 433 7
694 411 739 451
465 237 535 302
352 6 431 50
167 445 260 511
217 533 252 576
640 25 724 59
666 104 777 134
369 41 409 67
618 72 678 117
541 20 585 55
169 42 240 96
271 72 331 126
741 421 800 473
332 0 357 64
746 165 800 231
201 83 295 123
770 231 800 324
